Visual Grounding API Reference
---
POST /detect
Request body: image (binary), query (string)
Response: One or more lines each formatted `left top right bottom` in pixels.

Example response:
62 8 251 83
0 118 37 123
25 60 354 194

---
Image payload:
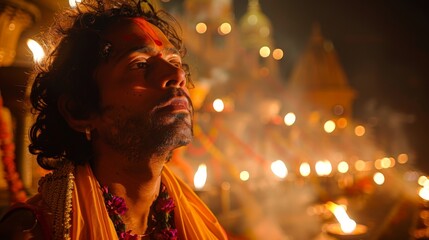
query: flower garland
0 96 27 203
101 182 178 240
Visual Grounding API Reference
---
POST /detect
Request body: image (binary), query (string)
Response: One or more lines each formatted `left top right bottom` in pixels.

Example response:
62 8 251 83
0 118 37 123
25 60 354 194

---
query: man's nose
150 57 186 89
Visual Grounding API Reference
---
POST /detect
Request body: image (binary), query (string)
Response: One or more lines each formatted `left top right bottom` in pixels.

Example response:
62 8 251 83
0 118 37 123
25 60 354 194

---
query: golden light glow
324 120 336 133
69 0 82 8
247 14 258 25
381 157 391 169
398 153 409 164
390 157 396 168
326 202 357 234
218 22 232 35
354 160 365 171
337 161 349 173
213 98 225 112
337 118 347 128
418 176 429 187
373 172 385 185
8 23 15 31
259 46 271 58
271 160 288 179
315 160 332 176
195 22 207 34
240 171 250 181
272 48 284 60
374 158 383 170
419 187 429 201
27 39 45 63
354 125 365 136
194 164 207 190
284 112 296 126
299 162 311 177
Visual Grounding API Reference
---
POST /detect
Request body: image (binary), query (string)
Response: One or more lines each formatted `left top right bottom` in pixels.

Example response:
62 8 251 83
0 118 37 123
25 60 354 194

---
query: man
0 0 227 239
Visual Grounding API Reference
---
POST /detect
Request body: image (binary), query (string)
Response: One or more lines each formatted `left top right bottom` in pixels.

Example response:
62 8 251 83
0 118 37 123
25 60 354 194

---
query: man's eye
170 60 182 68
130 61 148 70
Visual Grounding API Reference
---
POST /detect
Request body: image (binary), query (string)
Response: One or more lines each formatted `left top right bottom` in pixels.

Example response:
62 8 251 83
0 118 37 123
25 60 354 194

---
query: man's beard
103 110 193 162
101 90 194 162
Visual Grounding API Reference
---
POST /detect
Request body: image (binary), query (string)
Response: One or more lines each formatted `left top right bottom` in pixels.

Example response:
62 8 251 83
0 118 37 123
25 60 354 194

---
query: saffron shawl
69 164 227 239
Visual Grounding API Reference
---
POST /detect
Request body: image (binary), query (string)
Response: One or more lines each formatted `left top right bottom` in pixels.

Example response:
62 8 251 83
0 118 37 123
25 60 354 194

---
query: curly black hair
29 0 192 170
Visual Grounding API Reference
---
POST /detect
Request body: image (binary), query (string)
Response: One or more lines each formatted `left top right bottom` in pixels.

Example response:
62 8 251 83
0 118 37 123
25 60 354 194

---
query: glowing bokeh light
194 164 207 190
354 160 366 171
315 160 332 176
373 172 385 185
247 14 258 25
213 98 225 112
218 22 232 35
259 46 271 58
324 120 336 133
8 23 15 31
69 0 82 8
27 39 45 63
284 112 296 126
272 48 284 60
418 176 428 186
354 125 366 136
337 161 349 173
299 162 311 177
196 22 207 34
240 171 250 181
398 153 409 164
419 187 429 201
333 105 345 116
271 160 288 179
390 157 396 168
374 158 383 170
381 157 391 169
337 118 347 128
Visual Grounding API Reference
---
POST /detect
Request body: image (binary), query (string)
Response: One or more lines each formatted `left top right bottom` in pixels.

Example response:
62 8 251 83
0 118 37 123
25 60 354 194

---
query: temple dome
288 23 356 117
289 23 350 90
238 0 272 50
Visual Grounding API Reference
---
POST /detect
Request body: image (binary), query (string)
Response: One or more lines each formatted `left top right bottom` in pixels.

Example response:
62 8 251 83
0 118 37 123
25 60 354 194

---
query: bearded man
0 1 227 239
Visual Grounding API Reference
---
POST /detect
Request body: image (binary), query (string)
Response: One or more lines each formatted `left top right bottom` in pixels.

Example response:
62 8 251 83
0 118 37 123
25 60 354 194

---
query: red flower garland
0 96 27 203
101 182 177 240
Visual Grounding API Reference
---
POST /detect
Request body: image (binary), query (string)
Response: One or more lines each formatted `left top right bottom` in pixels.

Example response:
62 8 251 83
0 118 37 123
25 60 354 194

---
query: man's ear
57 95 94 133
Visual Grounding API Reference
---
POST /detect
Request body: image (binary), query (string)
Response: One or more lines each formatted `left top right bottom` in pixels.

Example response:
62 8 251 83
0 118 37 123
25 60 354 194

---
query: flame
27 39 45 63
194 164 207 190
326 201 357 233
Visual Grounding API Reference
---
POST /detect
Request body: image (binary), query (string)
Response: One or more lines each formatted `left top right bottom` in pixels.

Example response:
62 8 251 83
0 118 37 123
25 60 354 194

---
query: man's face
92 18 193 161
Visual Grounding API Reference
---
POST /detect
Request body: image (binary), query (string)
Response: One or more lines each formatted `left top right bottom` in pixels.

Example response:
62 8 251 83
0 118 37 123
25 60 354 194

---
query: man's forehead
103 18 177 58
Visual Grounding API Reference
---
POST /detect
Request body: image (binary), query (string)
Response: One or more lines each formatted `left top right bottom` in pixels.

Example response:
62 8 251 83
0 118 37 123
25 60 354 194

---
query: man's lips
155 97 191 113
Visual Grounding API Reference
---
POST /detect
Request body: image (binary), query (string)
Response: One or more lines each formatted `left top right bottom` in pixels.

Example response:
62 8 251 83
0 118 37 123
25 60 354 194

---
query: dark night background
232 0 429 173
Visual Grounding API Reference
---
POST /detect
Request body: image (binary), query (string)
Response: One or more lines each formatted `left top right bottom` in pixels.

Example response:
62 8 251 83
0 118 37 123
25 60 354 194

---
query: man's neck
91 145 170 234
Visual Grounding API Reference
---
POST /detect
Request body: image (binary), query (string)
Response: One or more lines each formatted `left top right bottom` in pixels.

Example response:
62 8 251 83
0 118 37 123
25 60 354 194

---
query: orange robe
72 164 227 239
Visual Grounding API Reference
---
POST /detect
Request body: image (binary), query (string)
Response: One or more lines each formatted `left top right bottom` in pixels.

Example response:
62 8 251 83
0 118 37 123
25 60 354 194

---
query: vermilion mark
131 18 162 46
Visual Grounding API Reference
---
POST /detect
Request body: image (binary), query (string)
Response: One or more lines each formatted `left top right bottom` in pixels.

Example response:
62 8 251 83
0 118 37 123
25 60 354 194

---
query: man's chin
156 111 191 125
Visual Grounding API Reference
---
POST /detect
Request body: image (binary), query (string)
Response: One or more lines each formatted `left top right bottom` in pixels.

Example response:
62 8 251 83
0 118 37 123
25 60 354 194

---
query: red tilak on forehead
131 18 162 46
